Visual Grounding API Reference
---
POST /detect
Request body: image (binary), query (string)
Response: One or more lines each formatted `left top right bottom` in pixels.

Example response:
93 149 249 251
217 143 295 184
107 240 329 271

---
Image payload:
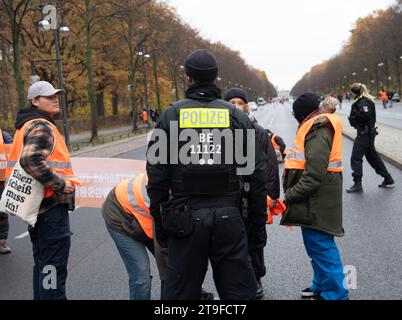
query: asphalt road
1 103 401 300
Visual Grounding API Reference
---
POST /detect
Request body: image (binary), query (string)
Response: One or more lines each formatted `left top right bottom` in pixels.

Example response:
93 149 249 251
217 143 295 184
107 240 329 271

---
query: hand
269 199 277 209
155 223 168 248
63 180 75 194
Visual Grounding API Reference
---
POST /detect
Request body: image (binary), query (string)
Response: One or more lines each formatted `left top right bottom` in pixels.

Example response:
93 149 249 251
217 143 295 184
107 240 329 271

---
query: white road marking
14 231 29 240
14 207 82 240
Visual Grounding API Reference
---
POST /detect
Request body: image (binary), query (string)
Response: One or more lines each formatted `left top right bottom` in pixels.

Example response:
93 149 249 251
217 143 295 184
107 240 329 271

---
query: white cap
27 81 65 100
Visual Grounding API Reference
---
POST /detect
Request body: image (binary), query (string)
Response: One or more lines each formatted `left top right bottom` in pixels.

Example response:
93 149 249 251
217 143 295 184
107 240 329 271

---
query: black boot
379 176 395 188
200 288 214 300
346 181 363 193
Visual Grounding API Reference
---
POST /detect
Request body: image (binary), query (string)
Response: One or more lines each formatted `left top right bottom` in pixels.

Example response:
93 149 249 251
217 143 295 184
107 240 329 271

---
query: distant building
278 90 291 98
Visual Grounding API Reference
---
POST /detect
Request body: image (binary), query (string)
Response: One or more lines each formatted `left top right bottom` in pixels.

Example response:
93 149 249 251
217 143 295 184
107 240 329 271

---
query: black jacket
348 96 376 130
255 124 280 199
146 83 268 237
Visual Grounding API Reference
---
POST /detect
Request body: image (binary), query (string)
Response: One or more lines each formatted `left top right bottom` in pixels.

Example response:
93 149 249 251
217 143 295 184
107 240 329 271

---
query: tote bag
0 159 45 227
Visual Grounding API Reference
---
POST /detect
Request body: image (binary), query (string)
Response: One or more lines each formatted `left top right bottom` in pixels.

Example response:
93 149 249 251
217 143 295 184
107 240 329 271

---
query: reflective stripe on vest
5 119 75 197
284 113 343 172
115 174 153 239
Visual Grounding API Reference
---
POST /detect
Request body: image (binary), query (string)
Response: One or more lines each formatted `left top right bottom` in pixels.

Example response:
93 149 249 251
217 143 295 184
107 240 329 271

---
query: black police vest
169 98 241 198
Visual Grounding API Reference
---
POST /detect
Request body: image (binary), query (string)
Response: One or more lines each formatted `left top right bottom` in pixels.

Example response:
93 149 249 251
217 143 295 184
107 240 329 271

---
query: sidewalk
337 112 402 170
70 124 150 144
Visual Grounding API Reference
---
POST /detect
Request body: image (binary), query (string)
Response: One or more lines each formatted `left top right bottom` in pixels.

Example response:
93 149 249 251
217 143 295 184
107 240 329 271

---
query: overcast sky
162 0 395 90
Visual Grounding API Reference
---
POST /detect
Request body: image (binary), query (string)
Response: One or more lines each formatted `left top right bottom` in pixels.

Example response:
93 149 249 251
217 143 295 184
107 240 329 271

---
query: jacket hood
15 107 56 130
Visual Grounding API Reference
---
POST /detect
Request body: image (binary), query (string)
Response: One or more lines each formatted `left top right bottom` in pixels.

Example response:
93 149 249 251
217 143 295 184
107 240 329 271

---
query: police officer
347 83 395 193
223 87 279 299
146 49 267 300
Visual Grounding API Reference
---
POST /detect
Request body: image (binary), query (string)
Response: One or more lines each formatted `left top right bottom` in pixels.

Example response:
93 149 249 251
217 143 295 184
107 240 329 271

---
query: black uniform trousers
163 206 257 300
351 132 390 182
245 218 267 280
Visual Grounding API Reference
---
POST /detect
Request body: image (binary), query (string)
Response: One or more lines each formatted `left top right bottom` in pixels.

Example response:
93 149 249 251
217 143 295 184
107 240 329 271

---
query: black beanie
223 88 248 104
292 93 321 123
185 49 218 82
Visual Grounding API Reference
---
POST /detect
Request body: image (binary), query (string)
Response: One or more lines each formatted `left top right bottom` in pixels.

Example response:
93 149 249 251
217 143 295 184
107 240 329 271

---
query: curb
342 131 402 170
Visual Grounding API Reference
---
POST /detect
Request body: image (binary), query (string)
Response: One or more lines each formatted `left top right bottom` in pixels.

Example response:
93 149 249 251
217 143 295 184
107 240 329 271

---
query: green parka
280 116 344 237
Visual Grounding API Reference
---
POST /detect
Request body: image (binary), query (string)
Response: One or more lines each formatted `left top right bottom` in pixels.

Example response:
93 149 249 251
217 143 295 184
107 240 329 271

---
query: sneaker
0 240 12 254
346 182 363 193
200 288 214 300
300 288 319 298
256 279 264 300
379 176 395 188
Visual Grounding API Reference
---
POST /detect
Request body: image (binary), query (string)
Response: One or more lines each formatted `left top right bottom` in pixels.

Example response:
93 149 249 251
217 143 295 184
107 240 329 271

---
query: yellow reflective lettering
179 108 230 128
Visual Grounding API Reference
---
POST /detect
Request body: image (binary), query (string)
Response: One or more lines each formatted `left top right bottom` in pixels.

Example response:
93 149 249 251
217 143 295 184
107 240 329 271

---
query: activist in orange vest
0 129 13 254
102 173 157 300
266 129 286 163
281 94 348 301
102 173 214 300
6 81 79 300
142 109 149 123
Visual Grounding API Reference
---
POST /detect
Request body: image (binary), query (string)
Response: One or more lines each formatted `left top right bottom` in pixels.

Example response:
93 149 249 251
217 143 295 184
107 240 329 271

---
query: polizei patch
180 108 230 128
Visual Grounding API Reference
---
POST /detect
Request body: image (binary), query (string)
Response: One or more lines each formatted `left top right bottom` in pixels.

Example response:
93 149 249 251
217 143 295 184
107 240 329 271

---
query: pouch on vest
160 197 193 239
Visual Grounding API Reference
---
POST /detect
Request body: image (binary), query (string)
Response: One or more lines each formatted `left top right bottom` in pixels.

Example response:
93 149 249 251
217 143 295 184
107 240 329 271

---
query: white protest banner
71 158 146 208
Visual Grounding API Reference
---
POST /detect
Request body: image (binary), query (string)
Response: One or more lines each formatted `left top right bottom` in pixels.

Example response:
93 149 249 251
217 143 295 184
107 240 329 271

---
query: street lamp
38 4 70 148
137 41 151 127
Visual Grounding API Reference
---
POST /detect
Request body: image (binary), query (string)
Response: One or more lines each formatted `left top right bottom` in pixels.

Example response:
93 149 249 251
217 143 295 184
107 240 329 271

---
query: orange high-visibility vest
142 111 148 122
0 130 12 182
284 113 343 172
266 196 286 224
271 134 286 161
5 119 78 197
115 173 153 239
379 91 388 102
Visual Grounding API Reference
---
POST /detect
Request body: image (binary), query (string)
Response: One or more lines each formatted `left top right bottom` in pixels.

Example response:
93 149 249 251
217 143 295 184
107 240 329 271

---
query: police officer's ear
187 76 196 86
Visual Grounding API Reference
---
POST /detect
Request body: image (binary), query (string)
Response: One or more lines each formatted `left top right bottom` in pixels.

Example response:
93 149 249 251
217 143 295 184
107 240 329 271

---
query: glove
269 199 277 209
154 222 168 249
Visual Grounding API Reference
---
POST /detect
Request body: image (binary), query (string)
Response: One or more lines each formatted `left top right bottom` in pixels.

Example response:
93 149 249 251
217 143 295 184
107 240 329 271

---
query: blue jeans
301 227 349 300
28 204 72 300
107 226 152 300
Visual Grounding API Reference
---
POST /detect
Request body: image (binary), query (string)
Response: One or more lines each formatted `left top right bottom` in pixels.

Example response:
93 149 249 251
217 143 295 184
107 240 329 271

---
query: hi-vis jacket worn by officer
281 113 345 237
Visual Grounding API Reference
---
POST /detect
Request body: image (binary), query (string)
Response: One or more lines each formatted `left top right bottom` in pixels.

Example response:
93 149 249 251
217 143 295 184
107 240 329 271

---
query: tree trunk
96 87 105 117
174 78 179 101
396 57 401 95
11 12 25 109
152 53 162 112
112 91 119 115
85 0 97 141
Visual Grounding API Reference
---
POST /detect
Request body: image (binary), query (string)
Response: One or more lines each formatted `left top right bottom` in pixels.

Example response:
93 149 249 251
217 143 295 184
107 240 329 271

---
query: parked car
257 98 266 106
249 102 258 111
391 93 400 102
